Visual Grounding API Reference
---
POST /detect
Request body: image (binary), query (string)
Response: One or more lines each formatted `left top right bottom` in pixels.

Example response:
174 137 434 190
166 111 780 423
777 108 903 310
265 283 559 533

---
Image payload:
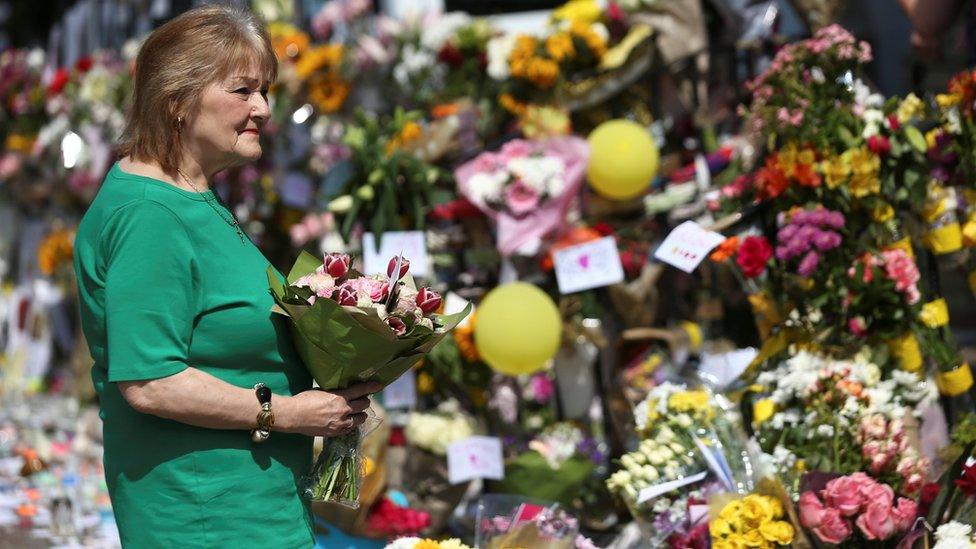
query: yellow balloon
475 283 561 376
587 119 659 200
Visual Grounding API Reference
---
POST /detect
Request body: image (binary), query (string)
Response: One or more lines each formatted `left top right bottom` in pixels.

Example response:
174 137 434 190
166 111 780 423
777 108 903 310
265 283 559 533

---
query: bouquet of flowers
710 492 796 548
267 251 470 505
385 537 471 549
607 383 755 544
798 473 918 546
477 504 597 549
320 108 445 245
454 137 589 255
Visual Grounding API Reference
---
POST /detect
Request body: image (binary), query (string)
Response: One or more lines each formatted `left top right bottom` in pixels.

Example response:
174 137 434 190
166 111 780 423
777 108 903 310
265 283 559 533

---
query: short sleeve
102 200 198 382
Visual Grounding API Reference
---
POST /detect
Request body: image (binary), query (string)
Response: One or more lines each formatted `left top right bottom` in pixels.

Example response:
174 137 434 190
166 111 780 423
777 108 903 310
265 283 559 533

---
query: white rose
487 33 517 80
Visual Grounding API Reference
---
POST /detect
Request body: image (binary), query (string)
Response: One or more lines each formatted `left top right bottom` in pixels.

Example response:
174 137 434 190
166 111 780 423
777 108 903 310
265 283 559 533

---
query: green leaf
905 125 927 153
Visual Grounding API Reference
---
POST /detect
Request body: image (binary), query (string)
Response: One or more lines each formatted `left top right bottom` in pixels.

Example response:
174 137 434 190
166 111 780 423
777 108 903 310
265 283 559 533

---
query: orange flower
268 23 310 61
453 317 479 362
499 93 528 116
755 156 789 200
294 44 344 80
545 33 575 62
385 121 423 154
836 379 863 397
431 102 462 119
792 162 822 187
710 236 740 263
308 74 349 113
37 229 74 276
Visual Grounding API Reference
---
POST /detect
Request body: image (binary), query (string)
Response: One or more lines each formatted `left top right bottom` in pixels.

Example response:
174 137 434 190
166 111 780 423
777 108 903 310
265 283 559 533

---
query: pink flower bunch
799 473 918 544
880 249 921 304
856 414 928 494
311 0 373 40
527 373 555 404
461 139 569 217
293 254 442 337
775 207 844 277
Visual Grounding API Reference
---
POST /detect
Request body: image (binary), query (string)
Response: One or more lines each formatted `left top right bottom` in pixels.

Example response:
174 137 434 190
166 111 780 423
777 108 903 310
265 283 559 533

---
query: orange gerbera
710 236 740 263
755 157 789 200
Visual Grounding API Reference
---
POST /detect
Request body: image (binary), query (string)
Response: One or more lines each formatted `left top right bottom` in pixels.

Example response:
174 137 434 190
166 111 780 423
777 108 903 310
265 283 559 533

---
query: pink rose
360 277 391 303
498 139 535 161
890 498 918 532
415 288 441 316
815 508 853 544
387 257 410 280
859 414 888 440
295 272 336 298
504 180 540 217
823 474 868 516
385 316 407 336
322 253 350 278
862 478 895 507
799 492 827 529
856 501 896 540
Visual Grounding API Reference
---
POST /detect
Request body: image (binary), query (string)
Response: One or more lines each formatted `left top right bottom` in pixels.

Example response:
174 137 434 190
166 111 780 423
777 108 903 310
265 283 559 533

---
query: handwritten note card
553 237 625 294
653 221 725 273
447 436 504 485
382 369 417 409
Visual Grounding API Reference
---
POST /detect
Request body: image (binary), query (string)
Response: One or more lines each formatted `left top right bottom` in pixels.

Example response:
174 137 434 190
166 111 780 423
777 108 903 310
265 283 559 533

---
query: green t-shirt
74 163 314 548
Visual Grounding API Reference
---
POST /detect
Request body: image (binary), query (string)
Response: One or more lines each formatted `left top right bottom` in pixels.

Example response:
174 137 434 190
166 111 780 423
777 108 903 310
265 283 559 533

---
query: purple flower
798 250 820 277
813 230 842 251
778 224 799 241
825 211 846 229
797 225 818 242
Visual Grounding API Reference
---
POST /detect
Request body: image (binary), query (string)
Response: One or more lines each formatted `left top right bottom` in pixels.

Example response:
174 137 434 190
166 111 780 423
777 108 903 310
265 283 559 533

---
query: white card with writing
444 292 474 328
447 436 505 485
362 231 430 278
553 237 625 294
653 221 725 273
637 471 708 504
382 369 417 409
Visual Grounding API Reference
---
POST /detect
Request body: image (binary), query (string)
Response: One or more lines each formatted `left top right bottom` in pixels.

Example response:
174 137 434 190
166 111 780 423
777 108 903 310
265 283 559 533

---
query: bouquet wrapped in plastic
267 251 471 506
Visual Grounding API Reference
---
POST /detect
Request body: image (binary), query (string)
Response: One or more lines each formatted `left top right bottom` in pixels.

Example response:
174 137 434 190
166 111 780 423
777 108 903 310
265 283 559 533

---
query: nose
250 91 270 121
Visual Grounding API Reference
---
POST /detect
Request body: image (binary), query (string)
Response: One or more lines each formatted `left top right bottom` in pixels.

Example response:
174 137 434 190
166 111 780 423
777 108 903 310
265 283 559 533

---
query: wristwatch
251 383 274 443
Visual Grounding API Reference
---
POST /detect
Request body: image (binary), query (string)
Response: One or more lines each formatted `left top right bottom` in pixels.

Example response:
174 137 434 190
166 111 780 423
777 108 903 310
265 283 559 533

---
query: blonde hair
118 5 277 177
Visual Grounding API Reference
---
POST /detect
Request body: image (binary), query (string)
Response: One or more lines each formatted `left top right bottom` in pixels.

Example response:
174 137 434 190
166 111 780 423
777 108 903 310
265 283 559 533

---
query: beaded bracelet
251 383 274 443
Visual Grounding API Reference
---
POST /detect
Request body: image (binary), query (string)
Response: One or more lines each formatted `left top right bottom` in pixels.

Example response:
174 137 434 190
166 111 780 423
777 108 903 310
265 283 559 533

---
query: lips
242 129 260 135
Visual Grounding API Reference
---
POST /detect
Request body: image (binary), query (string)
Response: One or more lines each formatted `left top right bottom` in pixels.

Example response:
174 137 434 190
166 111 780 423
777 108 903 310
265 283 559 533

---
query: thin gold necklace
177 169 246 244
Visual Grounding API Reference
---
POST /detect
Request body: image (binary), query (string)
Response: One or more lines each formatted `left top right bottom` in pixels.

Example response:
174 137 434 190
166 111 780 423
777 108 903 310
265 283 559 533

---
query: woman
73 6 377 547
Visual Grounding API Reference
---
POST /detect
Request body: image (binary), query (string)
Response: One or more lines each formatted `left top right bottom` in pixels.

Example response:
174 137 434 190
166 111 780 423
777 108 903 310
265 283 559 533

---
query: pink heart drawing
578 254 590 269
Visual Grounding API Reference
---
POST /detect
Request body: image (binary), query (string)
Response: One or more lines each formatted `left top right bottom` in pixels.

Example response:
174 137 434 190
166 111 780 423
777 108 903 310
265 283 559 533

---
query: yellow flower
936 92 963 108
294 44 344 80
414 540 441 549
552 0 602 24
845 146 880 176
719 500 744 523
744 494 783 519
752 400 776 425
739 528 768 547
417 371 436 395
545 32 575 62
897 93 925 123
267 22 310 60
850 173 881 197
710 517 734 538
872 202 895 223
820 155 850 189
926 129 942 150
307 74 349 113
5 134 35 154
570 21 607 58
521 104 571 139
777 143 799 177
759 520 795 545
438 539 472 549
667 390 714 420
739 496 771 529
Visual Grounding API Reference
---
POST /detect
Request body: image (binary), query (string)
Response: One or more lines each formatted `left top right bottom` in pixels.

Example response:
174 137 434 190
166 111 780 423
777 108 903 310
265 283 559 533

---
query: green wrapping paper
267 251 471 505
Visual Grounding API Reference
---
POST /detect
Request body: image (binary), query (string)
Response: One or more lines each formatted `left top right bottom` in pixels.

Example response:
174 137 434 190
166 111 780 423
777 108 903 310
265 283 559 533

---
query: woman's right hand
278 382 382 438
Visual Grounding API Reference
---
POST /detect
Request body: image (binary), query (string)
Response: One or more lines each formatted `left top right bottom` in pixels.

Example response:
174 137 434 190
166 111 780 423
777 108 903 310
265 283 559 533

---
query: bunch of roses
464 139 568 217
799 472 918 544
709 494 795 549
775 206 844 277
857 414 929 496
366 497 432 538
293 253 442 335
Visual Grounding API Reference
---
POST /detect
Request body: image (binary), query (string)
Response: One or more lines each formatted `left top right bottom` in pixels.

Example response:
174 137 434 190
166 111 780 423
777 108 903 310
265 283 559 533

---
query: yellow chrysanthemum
414 540 441 549
667 390 714 420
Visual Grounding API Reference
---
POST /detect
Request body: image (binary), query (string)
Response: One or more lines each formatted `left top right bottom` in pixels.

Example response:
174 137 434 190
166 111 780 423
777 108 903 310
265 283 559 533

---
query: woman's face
184 65 270 172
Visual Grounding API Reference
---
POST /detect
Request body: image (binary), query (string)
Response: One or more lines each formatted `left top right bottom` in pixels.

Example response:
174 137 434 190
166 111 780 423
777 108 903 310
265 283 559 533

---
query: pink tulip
322 253 351 278
385 316 407 336
387 257 410 279
335 283 358 306
415 288 441 315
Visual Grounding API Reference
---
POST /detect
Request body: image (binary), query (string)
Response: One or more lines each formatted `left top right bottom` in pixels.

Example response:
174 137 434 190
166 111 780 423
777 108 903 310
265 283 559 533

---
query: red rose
956 461 976 497
887 114 900 131
735 235 773 278
74 56 93 73
47 68 70 96
868 135 891 156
